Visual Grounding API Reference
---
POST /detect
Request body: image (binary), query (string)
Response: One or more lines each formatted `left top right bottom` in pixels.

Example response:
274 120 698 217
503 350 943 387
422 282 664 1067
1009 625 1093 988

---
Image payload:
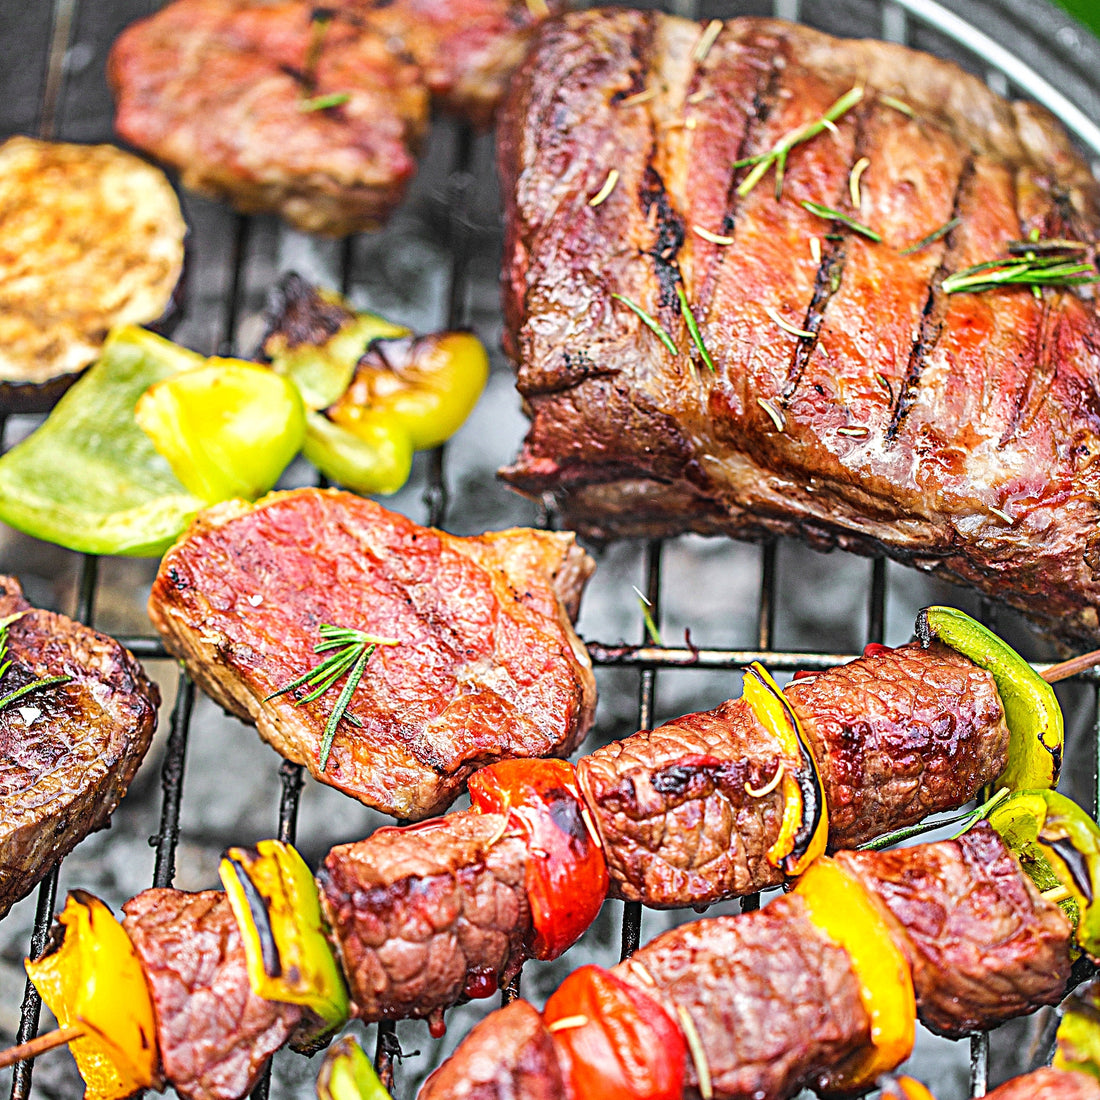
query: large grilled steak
499 9 1100 648
0 577 160 918
148 488 597 819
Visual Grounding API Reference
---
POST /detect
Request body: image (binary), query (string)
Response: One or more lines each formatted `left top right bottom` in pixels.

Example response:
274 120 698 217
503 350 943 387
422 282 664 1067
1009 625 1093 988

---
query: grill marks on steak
501 10 1100 647
317 809 530 1027
578 640 1008 907
149 489 596 819
836 823 1072 1037
122 889 303 1100
0 576 159 919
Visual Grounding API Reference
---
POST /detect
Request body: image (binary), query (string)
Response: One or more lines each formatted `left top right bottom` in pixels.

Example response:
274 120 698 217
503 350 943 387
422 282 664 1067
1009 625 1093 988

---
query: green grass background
1054 0 1100 38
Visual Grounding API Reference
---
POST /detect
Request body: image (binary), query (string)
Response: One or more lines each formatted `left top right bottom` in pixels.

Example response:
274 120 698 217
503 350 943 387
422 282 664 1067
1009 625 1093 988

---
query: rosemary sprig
800 200 882 242
676 283 716 372
941 251 1099 295
734 86 863 200
0 611 70 713
898 217 960 255
859 786 1009 851
1005 237 1088 256
633 587 664 646
299 92 352 113
611 293 678 356
266 625 399 770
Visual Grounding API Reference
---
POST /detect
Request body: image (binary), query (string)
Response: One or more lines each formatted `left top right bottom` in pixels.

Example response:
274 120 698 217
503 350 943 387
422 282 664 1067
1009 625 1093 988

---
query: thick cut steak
0 576 159 918
499 9 1100 648
149 488 596 819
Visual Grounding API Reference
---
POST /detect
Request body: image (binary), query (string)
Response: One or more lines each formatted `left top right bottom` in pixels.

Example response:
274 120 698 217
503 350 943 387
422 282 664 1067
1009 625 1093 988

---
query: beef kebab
418 789 1097 1100
0 575 160 919
108 0 565 235
498 9 1100 651
148 487 597 820
6 789 1095 1100
133 604 1066 1037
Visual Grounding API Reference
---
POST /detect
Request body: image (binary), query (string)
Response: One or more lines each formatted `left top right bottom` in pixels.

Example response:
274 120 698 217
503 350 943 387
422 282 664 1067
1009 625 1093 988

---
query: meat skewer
6 788 1093 1100
418 791 1096 1100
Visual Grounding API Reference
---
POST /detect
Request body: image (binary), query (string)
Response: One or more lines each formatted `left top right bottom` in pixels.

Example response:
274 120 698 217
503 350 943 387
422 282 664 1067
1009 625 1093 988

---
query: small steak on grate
0 576 159 919
148 488 596 819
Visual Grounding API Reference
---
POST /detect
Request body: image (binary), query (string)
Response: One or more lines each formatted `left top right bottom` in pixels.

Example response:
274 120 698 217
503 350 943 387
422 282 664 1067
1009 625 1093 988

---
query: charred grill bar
3 1 1100 1098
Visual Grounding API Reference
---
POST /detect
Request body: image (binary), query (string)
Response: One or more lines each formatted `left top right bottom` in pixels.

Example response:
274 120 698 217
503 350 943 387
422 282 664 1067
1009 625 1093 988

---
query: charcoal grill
3 0 1100 1096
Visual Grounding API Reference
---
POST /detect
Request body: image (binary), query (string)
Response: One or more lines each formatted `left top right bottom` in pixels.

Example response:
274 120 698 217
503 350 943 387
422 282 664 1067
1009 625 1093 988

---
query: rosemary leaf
611 293 679 356
942 252 1099 295
318 643 376 770
299 92 352 112
879 94 915 118
849 156 870 211
800 200 882 242
633 587 664 646
676 283 716 373
860 787 1010 850
588 169 620 208
734 86 863 200
764 305 815 340
898 217 960 255
1006 237 1088 256
0 675 71 712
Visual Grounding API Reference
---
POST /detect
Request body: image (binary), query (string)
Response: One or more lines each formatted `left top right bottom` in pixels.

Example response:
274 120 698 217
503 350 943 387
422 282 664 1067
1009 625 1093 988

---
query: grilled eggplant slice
0 136 186 413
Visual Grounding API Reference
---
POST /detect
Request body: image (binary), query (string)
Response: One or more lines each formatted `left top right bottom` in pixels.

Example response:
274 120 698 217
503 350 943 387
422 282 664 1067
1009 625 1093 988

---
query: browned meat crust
418 998 564 1100
499 9 1100 649
578 640 1007 907
122 889 303 1100
317 809 531 1027
0 576 159 919
987 1069 1100 1100
836 823 1072 1037
148 488 596 820
618 895 871 1100
109 0 560 235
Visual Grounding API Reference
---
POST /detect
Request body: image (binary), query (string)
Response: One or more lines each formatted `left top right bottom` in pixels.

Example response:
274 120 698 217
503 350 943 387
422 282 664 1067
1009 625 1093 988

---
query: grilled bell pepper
135 360 305 503
544 964 687 1100
263 284 488 496
986 788 1100 959
741 662 828 876
1055 980 1100 1080
468 758 609 960
316 1036 393 1100
219 839 350 1050
879 1076 937 1100
795 856 916 1090
916 606 1063 792
24 891 159 1100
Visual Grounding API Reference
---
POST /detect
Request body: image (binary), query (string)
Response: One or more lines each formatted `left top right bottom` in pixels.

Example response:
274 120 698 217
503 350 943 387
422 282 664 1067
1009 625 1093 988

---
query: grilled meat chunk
986 1070 1100 1100
578 640 1008 906
499 9 1100 649
109 0 559 235
317 810 531 1027
0 576 159 919
149 488 596 819
836 823 1072 1036
122 889 303 1100
418 997 563 1100
618 895 870 1100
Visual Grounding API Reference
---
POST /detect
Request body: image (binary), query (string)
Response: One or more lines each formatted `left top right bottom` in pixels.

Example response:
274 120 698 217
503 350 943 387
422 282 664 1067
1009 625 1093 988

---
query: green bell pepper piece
916 606 1063 792
316 1036 393 1100
1056 981 1100 1080
987 788 1100 959
0 326 205 556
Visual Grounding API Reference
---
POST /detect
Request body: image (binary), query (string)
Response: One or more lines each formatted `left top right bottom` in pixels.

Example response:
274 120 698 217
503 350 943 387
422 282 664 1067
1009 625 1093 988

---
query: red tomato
468 759 608 959
544 965 686 1100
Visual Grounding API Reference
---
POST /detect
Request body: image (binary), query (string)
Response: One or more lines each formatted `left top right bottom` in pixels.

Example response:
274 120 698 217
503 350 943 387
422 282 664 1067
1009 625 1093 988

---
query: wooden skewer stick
0 1024 84 1071
1041 648 1100 684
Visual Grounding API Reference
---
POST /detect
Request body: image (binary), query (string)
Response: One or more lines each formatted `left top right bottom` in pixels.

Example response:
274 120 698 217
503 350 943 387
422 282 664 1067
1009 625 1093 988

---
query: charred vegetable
316 1037 393 1100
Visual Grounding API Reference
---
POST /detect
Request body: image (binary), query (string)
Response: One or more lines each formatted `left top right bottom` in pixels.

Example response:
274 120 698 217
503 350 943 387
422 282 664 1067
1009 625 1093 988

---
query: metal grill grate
3 0 1100 1097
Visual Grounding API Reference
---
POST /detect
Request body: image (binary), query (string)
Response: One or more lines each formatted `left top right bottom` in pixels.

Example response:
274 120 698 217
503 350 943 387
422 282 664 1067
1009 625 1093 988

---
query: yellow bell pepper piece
316 1036 394 1100
742 663 828 875
916 606 1063 792
24 891 159 1100
882 1076 937 1100
135 360 305 504
219 840 350 1050
1055 980 1100 1080
301 411 414 497
795 857 916 1090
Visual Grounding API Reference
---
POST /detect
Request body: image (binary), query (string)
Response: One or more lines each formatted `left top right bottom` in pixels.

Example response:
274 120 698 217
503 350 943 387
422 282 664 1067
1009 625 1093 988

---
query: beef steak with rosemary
578 639 1008 907
148 488 597 819
0 576 160 919
499 9 1100 649
108 0 562 235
